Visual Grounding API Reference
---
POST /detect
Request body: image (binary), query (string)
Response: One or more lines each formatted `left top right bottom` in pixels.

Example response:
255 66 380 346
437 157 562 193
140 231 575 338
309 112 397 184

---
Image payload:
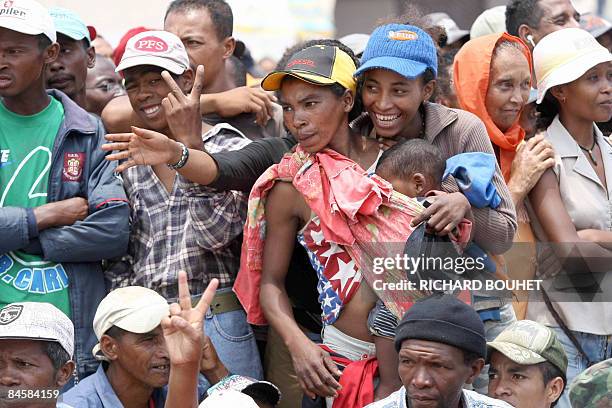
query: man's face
45 34 94 101
0 339 61 408
398 339 483 408
488 352 556 408
85 56 125 116
107 326 170 388
164 8 231 90
123 66 191 132
531 0 580 43
0 28 56 98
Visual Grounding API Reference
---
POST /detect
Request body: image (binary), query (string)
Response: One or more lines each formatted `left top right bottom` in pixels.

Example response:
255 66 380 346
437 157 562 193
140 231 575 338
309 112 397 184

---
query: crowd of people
0 0 611 407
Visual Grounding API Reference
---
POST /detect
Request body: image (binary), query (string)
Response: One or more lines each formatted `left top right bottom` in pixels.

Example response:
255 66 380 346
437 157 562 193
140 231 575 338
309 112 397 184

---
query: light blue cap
49 7 91 43
355 24 438 80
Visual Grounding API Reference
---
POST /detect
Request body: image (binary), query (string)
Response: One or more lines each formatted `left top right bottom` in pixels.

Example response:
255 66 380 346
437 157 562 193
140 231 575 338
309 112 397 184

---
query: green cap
569 359 612 407
487 320 568 375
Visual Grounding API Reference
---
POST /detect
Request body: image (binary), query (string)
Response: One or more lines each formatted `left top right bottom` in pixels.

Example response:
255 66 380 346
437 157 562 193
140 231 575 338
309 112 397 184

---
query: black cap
394 294 486 358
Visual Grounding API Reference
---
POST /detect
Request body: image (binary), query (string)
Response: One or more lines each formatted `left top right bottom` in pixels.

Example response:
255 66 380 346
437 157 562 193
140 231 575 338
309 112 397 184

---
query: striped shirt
107 124 250 299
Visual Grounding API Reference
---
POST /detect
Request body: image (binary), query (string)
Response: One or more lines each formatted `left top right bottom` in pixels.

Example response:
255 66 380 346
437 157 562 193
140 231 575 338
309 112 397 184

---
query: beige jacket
527 116 612 334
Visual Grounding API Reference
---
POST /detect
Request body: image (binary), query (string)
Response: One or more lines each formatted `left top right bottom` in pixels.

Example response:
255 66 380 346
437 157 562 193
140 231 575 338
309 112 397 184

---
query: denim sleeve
0 206 31 254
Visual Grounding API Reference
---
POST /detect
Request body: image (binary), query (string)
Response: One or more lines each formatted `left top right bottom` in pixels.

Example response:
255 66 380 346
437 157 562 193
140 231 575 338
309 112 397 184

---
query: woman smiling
352 23 517 255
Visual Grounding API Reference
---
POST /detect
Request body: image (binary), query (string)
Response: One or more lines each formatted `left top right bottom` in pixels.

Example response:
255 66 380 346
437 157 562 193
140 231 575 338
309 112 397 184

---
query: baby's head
375 139 445 197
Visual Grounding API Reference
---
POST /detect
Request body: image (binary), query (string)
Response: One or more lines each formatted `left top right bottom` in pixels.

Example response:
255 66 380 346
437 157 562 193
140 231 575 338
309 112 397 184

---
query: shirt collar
93 364 126 407
547 115 612 189
546 115 610 158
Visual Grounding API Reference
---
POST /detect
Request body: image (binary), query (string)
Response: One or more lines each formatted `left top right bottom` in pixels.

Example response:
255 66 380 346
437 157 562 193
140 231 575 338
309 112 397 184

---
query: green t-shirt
0 97 70 317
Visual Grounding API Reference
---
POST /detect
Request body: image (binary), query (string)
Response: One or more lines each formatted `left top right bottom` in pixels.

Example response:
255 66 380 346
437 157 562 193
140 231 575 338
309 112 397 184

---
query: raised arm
101 85 275 133
103 128 294 193
163 271 219 408
200 85 277 127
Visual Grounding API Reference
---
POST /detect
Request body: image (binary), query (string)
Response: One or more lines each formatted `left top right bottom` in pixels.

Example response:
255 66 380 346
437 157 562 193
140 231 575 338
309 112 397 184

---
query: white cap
470 6 507 39
92 286 169 360
338 33 370 56
0 302 74 357
0 0 56 42
199 390 259 408
534 28 612 103
206 374 282 405
116 30 189 75
426 12 470 45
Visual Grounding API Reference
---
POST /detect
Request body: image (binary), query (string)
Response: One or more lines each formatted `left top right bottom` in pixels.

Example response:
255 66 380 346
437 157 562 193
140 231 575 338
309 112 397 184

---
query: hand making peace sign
161 64 206 148
102 65 206 171
161 270 219 366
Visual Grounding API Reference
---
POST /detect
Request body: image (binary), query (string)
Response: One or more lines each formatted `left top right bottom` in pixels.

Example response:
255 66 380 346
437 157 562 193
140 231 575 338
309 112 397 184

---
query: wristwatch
167 141 189 170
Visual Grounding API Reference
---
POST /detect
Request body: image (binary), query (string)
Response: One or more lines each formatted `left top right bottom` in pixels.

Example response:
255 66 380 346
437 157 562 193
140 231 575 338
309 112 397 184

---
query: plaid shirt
107 124 250 299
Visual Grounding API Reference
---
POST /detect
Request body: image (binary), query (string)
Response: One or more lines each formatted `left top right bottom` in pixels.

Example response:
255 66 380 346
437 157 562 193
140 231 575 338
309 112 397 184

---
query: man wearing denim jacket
0 0 129 383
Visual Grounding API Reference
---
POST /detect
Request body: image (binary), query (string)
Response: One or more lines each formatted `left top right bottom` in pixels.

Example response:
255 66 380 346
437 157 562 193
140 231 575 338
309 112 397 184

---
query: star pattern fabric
298 216 362 324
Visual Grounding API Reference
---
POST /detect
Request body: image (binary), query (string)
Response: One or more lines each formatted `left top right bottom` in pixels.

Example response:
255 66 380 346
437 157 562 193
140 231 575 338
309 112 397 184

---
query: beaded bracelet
167 141 189 170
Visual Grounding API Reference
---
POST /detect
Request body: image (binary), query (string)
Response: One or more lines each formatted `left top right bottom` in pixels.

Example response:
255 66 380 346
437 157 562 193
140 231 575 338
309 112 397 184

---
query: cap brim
113 302 169 334
487 341 547 365
56 28 88 42
446 30 470 45
0 335 72 357
0 18 52 40
242 381 282 405
92 343 108 361
354 56 428 79
116 55 186 75
591 25 612 39
261 70 336 91
537 50 612 103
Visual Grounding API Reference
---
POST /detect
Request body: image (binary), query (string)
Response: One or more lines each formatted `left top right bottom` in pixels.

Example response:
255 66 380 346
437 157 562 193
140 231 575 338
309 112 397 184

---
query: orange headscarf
453 33 533 182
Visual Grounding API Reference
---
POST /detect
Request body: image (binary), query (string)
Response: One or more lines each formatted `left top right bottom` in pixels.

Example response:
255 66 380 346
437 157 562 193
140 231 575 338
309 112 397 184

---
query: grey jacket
0 90 129 381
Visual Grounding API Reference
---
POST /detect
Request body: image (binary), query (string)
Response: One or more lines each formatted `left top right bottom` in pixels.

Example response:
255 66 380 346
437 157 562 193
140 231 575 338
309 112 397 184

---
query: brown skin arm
529 169 612 271
103 128 220 185
373 336 402 401
202 86 277 127
32 197 88 230
199 335 229 384
101 85 276 133
163 273 219 408
577 229 612 250
260 181 342 399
